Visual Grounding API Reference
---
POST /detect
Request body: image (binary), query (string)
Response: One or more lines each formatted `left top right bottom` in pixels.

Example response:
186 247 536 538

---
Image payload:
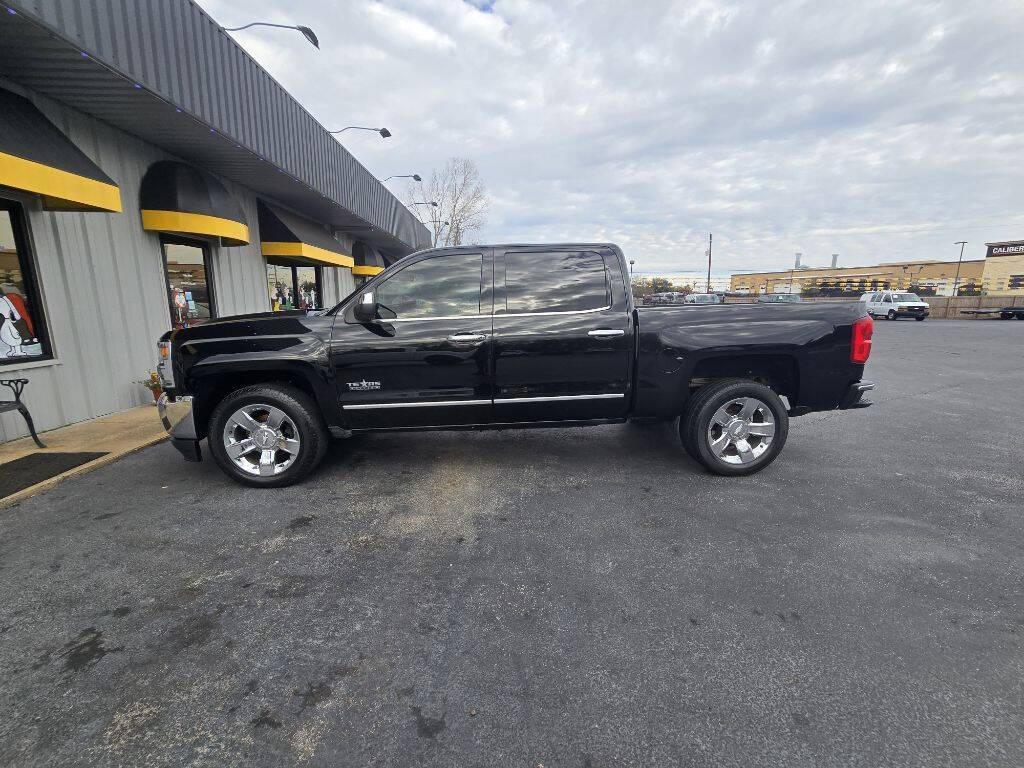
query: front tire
680 379 789 476
887 310 897 320
208 384 328 487
915 315 926 321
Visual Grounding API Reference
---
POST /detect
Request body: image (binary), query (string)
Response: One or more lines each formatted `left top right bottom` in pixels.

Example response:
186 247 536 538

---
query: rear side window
503 251 610 313
374 253 482 319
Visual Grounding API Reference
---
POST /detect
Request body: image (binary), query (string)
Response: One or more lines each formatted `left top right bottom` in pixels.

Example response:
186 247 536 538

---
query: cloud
200 0 1024 273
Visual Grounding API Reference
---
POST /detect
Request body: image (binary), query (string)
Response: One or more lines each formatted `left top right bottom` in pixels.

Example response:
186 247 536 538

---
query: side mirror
353 291 378 323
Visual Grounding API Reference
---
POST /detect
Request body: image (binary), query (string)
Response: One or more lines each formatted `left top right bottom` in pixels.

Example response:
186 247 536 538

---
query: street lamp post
411 201 438 208
384 174 421 182
329 127 392 138
953 241 967 297
706 234 713 294
223 21 319 48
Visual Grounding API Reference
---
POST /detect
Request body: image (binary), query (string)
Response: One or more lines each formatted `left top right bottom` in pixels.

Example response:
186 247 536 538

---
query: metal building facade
0 0 430 257
0 1 427 443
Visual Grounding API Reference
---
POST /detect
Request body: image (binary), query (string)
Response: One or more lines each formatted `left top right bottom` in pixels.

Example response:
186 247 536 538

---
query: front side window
267 261 322 311
503 250 609 314
0 201 50 364
374 253 482 319
162 237 215 330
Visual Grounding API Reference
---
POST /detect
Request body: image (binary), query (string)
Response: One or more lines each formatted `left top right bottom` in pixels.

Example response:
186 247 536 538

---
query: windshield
892 293 922 302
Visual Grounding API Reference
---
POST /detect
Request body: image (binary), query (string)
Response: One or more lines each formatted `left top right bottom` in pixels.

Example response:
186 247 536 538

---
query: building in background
981 241 1024 296
730 258 987 297
0 0 430 443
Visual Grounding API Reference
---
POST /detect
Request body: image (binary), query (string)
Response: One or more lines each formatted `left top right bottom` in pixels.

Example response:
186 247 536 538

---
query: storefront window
0 200 50 364
266 260 322 311
162 236 215 330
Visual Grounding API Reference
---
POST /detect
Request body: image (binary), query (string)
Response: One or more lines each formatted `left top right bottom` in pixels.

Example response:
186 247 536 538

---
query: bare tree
406 158 487 247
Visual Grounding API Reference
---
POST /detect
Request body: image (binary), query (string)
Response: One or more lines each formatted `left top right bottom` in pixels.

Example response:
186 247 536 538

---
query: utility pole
953 241 967 297
706 233 712 294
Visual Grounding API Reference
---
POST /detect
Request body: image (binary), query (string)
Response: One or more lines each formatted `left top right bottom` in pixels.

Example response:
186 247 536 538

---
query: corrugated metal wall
0 84 272 442
320 233 358 307
321 266 357 308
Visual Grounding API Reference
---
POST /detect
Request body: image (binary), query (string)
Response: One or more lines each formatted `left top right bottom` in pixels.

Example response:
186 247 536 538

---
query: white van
860 290 929 321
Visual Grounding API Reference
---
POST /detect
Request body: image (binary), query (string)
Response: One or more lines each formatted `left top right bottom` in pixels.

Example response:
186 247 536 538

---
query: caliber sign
987 243 1024 257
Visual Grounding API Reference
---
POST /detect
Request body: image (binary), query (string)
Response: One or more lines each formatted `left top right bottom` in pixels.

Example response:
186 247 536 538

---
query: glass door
161 236 215 330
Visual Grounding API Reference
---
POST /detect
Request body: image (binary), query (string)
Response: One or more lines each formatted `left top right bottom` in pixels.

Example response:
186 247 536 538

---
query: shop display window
0 200 51 364
266 260 322 311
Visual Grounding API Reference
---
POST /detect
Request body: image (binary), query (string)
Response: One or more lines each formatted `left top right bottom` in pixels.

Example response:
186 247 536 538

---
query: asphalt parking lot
1 319 1022 767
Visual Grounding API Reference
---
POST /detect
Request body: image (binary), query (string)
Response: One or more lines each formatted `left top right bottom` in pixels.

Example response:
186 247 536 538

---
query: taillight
851 315 873 364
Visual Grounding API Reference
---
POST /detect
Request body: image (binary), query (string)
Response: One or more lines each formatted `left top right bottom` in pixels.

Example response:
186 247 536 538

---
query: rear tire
887 310 897 320
914 316 926 321
680 379 789 476
208 384 328 488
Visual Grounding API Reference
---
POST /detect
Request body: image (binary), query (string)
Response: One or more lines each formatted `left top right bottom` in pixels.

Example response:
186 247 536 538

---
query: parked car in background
157 243 875 486
860 291 929 320
683 293 723 305
757 293 802 304
644 292 690 306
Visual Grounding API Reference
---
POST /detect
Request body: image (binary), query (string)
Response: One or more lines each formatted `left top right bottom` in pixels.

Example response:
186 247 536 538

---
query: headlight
157 341 175 389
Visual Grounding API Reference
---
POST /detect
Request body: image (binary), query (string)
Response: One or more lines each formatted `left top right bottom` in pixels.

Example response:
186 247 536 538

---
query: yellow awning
140 161 249 246
258 201 353 267
0 88 121 213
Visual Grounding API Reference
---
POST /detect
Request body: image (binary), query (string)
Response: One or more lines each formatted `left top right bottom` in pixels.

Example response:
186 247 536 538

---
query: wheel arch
187 362 337 439
687 353 799 402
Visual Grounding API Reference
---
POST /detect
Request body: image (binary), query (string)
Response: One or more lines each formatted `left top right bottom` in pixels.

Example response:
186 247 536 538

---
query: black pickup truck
157 244 874 486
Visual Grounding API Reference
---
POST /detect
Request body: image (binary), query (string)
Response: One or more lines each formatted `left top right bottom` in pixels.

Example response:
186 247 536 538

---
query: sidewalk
0 405 168 506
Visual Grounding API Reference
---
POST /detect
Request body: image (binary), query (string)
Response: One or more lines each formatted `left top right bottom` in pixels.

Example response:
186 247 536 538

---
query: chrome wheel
221 403 301 477
707 397 776 465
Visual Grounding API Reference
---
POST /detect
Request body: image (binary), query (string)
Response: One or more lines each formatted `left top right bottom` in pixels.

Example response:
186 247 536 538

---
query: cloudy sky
198 0 1024 274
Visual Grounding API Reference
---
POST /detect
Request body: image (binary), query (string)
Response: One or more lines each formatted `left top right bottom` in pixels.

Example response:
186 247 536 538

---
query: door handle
588 329 625 337
447 332 487 343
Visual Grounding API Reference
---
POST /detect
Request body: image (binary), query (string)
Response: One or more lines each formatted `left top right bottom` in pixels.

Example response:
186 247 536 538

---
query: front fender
180 338 339 437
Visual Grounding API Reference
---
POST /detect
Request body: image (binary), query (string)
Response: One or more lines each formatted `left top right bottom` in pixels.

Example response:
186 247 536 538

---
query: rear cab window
500 250 611 314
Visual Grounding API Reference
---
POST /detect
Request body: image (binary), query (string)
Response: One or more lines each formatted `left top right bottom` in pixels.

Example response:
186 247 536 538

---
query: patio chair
0 378 45 448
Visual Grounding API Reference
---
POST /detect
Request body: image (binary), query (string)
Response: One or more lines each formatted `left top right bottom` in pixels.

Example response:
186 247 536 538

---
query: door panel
492 248 632 423
331 251 494 428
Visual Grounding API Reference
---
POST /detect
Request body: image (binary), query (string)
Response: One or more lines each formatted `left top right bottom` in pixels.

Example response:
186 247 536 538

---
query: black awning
139 161 249 246
258 201 353 267
352 240 386 276
0 88 122 212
